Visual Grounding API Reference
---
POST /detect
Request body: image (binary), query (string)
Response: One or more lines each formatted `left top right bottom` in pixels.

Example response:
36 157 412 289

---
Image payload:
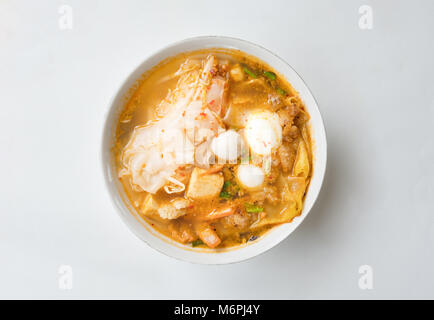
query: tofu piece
171 198 190 210
157 198 190 220
158 204 185 220
141 194 190 220
230 64 245 82
140 194 159 217
186 167 224 200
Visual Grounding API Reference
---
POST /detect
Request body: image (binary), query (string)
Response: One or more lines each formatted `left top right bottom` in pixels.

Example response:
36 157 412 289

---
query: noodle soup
114 48 313 249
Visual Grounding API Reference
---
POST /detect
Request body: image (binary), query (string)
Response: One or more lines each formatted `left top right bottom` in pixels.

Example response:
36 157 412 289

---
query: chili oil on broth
114 48 313 249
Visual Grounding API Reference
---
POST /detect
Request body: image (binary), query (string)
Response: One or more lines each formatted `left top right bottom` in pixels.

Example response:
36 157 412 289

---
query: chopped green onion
264 71 276 80
192 239 204 247
243 66 257 78
220 181 240 199
276 87 287 96
219 191 232 199
244 203 264 213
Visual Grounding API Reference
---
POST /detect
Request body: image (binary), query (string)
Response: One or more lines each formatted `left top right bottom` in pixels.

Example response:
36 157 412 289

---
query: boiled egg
235 164 265 190
244 110 282 155
210 129 241 162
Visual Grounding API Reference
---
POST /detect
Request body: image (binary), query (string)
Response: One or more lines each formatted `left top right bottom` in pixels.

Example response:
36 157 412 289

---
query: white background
1 0 433 299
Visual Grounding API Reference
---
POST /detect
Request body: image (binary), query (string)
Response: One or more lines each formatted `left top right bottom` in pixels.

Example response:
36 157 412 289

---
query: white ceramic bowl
102 36 327 264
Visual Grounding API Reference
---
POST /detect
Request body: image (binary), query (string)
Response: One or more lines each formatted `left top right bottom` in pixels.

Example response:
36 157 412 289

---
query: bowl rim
101 35 327 264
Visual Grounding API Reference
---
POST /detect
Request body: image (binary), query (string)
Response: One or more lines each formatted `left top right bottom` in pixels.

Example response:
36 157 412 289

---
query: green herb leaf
192 239 204 247
220 180 240 199
264 71 276 80
276 87 287 96
219 191 232 199
244 202 264 213
243 66 257 78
